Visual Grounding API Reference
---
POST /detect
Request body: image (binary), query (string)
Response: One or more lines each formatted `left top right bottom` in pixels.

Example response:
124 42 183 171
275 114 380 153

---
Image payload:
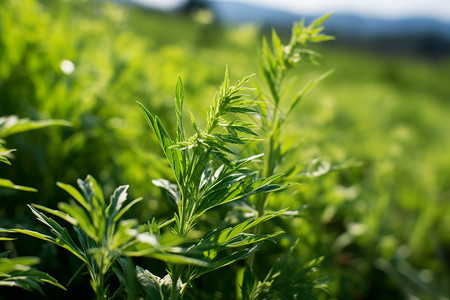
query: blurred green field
1 0 449 299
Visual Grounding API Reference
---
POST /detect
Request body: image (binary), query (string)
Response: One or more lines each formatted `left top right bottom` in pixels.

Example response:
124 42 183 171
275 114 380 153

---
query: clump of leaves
0 249 65 294
137 67 287 299
4 176 142 299
4 175 213 299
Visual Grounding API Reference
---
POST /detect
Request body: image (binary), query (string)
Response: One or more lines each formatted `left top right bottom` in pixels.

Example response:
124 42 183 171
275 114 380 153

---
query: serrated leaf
224 231 283 248
0 256 66 293
245 173 284 194
189 111 200 134
125 245 209 267
193 244 262 279
271 29 284 65
138 102 183 182
113 197 143 223
192 210 285 252
58 202 97 241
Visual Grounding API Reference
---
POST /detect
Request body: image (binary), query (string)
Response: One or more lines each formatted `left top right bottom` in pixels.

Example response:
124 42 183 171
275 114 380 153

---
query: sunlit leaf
0 115 71 138
0 178 37 192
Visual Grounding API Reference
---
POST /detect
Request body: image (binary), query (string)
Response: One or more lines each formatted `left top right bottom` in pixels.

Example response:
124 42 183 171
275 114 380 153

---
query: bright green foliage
260 14 334 121
138 69 281 237
6 176 144 298
0 178 37 193
185 210 285 276
0 251 65 294
231 15 337 299
2 0 449 299
257 15 335 184
0 116 71 140
9 176 141 298
6 175 216 298
138 69 290 299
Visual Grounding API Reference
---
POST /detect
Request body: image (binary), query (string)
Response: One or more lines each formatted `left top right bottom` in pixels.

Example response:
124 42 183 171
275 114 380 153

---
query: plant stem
94 272 105 300
169 265 181 300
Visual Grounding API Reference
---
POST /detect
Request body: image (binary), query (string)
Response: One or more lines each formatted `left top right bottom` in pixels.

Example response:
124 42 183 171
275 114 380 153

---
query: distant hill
208 1 450 41
114 0 450 57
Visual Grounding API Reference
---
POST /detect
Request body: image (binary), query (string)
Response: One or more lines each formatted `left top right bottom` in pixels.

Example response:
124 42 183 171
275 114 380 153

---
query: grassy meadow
1 0 449 299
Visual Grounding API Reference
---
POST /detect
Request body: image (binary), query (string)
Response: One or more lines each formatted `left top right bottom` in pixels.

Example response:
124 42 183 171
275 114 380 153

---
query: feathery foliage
234 14 337 299
137 65 293 299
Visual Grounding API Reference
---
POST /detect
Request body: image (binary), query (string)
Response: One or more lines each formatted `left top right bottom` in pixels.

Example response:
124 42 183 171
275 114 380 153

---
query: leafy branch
138 67 287 299
240 14 336 299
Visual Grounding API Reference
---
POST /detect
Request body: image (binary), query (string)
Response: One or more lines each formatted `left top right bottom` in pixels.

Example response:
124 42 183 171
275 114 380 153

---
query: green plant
136 69 288 299
3 175 210 299
2 69 302 299
234 15 337 299
252 13 335 221
0 116 70 295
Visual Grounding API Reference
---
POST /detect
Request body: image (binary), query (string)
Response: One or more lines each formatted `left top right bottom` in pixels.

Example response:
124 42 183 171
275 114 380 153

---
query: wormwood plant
136 68 287 299
236 14 337 299
253 13 335 221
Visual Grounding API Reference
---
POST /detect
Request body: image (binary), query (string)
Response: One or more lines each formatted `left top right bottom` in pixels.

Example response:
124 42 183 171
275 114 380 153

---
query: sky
134 0 450 23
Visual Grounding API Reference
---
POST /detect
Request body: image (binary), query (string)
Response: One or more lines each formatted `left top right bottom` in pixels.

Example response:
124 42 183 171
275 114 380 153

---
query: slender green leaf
286 69 334 117
113 197 143 222
0 115 71 138
175 76 185 143
107 185 129 221
309 12 333 29
58 202 97 241
31 204 78 226
0 178 37 192
57 182 90 211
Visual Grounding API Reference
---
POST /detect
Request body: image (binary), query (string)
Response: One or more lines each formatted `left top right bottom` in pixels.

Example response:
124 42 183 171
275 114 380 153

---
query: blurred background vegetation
1 0 449 299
